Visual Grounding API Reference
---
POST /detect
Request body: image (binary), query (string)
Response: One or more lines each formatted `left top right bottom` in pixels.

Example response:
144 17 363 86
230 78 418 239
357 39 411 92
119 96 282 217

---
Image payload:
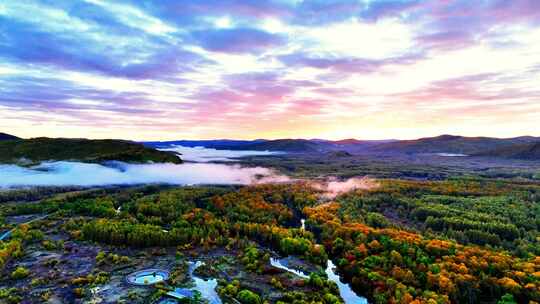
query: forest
0 179 539 303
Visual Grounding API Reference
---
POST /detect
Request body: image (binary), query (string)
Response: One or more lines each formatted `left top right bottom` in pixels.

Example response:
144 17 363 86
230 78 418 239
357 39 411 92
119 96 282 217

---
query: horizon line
4 132 540 143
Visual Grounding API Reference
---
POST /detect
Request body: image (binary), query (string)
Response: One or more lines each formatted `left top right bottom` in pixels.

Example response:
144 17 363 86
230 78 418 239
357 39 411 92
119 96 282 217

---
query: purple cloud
0 17 209 80
395 73 540 106
359 0 421 21
191 28 286 54
278 52 424 73
1 0 539 139
0 76 162 115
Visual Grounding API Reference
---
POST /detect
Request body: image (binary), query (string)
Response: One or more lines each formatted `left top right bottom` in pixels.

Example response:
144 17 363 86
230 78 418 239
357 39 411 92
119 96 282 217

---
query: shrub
237 289 261 304
11 266 29 280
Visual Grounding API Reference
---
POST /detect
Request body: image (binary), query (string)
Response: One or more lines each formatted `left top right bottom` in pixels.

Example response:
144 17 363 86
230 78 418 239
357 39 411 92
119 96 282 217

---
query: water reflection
325 260 368 304
269 257 309 279
167 261 222 304
270 257 368 304
190 261 222 304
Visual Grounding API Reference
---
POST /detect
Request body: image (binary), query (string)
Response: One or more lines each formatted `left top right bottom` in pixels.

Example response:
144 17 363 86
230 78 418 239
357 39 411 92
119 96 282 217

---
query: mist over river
157 145 281 162
0 161 289 188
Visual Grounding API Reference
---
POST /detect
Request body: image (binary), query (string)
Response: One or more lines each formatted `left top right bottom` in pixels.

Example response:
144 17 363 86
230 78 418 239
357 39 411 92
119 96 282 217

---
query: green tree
497 293 517 304
237 289 261 304
11 267 29 280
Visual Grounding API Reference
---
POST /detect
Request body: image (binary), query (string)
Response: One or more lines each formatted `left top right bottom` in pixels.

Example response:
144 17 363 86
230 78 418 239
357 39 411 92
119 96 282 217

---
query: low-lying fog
312 177 379 198
158 145 282 162
0 161 289 188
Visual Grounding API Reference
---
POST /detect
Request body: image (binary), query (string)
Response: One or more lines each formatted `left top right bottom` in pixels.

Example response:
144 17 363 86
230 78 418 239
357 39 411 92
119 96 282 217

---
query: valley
0 135 539 304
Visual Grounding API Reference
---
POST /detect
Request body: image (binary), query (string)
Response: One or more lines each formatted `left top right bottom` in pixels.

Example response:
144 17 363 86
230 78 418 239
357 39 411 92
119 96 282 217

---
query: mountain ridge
0 132 20 141
367 134 540 155
0 137 182 164
144 135 540 159
474 142 540 160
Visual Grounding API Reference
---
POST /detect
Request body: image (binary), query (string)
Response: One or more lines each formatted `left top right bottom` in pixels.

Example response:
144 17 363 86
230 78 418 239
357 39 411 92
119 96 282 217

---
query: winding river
269 257 368 304
269 217 369 303
325 260 368 304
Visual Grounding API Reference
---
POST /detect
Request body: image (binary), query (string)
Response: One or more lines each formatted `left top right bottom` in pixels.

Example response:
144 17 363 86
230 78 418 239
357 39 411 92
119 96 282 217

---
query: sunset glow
1 0 539 140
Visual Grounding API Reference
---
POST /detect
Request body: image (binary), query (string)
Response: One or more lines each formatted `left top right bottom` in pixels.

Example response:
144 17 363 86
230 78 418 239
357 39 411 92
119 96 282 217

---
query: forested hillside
0 137 182 164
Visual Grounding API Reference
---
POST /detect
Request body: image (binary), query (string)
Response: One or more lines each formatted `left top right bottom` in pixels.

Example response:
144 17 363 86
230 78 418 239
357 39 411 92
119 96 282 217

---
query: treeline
0 186 84 204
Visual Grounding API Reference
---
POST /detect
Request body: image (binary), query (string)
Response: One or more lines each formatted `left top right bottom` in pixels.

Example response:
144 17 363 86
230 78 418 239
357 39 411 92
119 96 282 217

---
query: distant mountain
236 139 323 152
326 150 353 157
144 138 400 153
144 139 265 150
368 135 540 155
474 142 540 160
0 132 19 140
331 138 364 145
163 139 392 153
143 135 540 157
0 137 182 164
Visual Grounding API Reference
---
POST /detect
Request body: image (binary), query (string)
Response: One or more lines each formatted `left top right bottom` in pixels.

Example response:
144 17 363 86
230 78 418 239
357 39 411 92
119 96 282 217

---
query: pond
126 269 169 286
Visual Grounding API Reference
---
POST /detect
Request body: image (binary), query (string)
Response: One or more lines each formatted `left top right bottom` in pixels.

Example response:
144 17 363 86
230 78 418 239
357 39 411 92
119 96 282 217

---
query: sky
1 0 539 140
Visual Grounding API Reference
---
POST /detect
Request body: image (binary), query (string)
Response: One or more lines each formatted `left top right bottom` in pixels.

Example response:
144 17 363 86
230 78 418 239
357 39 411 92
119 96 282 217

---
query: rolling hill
367 135 540 155
231 139 324 152
144 135 540 159
0 132 20 141
144 139 265 150
0 137 182 164
474 142 540 160
145 138 399 153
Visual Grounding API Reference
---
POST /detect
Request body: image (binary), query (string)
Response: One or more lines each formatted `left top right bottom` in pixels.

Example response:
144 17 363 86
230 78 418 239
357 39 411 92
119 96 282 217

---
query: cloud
128 0 291 25
359 0 421 21
190 28 286 54
0 161 289 188
278 52 424 73
0 18 207 80
416 30 474 51
396 73 540 105
1 0 540 140
0 76 163 116
312 177 379 199
292 0 363 25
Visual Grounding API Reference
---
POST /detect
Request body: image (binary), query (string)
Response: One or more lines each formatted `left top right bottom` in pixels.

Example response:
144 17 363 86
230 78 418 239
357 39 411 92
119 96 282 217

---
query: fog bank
313 177 379 198
0 161 289 188
158 145 281 162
